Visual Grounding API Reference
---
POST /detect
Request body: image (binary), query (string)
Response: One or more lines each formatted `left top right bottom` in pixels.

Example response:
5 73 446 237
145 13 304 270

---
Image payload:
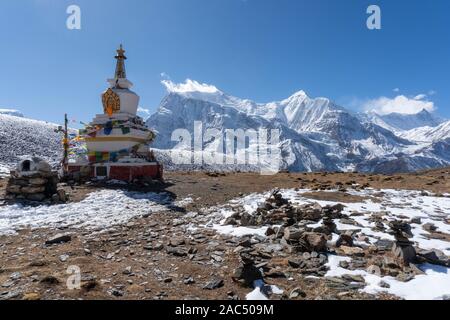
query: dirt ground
0 168 448 300
42 167 450 208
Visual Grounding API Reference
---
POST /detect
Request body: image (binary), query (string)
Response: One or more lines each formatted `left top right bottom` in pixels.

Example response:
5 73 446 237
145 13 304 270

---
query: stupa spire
114 44 127 80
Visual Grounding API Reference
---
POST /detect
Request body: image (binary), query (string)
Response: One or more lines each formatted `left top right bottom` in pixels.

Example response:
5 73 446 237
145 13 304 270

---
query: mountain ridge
147 85 449 173
1 85 448 175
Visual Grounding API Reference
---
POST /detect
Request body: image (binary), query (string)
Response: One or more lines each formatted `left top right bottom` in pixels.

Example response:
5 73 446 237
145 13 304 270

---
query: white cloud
393 88 400 92
137 107 150 117
414 94 427 100
161 79 219 94
364 94 435 115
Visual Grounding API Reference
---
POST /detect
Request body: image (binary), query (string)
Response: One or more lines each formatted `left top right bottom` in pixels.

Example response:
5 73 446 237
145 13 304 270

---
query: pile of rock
227 190 345 230
5 157 66 203
388 220 417 266
221 189 450 292
224 190 352 257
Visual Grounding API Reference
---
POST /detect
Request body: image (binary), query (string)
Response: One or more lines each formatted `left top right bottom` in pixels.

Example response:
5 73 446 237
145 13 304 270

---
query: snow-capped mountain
0 108 24 118
1 83 448 175
147 82 450 173
363 109 445 132
0 113 63 173
399 120 450 143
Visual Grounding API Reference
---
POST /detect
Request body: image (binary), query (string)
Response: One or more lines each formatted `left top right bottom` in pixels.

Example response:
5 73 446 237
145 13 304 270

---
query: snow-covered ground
210 188 450 255
0 190 174 235
325 255 450 300
206 188 450 300
0 164 9 178
0 186 448 299
0 113 64 168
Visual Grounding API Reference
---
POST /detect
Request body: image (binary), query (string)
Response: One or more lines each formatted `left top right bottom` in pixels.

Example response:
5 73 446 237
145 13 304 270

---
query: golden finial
116 44 126 59
114 44 127 81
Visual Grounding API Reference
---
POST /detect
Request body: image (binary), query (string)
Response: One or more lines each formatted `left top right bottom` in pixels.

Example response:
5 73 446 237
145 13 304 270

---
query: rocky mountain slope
0 113 63 172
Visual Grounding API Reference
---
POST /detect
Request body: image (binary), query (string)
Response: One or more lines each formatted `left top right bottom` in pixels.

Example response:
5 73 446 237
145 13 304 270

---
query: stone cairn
388 220 417 266
5 157 66 203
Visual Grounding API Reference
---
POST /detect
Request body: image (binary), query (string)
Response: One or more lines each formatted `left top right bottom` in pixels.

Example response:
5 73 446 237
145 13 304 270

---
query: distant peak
418 108 430 115
0 109 24 118
290 90 308 98
161 79 221 94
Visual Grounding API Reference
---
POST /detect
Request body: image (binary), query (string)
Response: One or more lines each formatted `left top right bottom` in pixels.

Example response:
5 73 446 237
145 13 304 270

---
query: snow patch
207 187 450 300
0 164 9 178
326 255 450 300
0 190 173 235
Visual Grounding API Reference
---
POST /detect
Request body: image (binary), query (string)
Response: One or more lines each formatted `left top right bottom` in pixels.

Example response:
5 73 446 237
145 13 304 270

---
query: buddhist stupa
68 45 163 181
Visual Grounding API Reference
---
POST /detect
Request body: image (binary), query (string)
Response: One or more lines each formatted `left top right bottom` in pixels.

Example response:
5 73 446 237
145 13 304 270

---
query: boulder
232 264 263 287
301 232 327 252
336 246 365 257
417 249 449 267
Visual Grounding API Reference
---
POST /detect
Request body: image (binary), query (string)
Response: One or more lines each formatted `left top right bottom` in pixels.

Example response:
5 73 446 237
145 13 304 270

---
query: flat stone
166 247 187 257
29 178 47 185
374 239 394 251
45 233 72 245
336 246 365 257
342 274 365 283
417 249 449 267
203 278 224 290
169 238 185 247
21 186 45 194
22 292 40 300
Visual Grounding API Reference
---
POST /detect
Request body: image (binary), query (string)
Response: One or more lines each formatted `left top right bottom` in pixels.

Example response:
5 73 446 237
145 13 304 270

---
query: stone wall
5 170 66 203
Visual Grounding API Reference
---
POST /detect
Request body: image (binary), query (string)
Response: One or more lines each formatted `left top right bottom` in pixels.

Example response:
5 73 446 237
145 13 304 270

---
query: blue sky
0 0 449 125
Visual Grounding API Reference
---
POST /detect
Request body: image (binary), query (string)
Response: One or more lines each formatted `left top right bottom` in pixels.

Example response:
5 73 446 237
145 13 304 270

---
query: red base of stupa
68 162 163 182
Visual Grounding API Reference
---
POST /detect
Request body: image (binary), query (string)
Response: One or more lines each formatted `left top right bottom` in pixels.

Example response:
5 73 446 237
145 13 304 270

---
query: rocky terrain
0 169 449 300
